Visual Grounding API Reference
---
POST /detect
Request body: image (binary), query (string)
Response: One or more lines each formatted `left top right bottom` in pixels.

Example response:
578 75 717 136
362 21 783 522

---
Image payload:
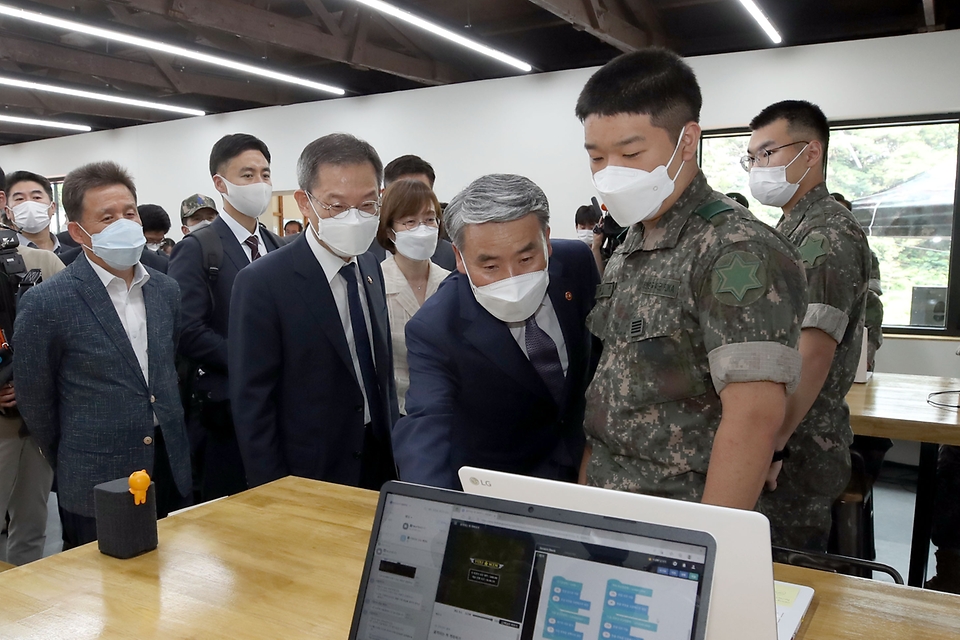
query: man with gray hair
229 133 398 490
391 173 600 489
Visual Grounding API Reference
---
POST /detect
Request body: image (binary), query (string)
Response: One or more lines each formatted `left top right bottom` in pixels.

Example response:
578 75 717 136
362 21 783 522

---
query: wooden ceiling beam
110 0 471 86
524 0 653 51
0 34 297 105
1 89 163 121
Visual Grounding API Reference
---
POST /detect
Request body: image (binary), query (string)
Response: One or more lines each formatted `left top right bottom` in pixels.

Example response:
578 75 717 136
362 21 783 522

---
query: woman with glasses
377 179 450 414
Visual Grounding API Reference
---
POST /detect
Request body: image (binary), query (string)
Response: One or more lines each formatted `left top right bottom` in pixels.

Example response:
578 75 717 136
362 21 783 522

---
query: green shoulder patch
798 232 829 268
711 251 767 306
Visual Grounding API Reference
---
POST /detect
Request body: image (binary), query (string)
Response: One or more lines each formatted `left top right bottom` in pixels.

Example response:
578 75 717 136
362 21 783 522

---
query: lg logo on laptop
468 477 491 487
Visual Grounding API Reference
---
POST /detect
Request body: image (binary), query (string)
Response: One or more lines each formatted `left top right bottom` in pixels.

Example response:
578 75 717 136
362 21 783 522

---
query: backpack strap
191 224 223 285
694 200 735 223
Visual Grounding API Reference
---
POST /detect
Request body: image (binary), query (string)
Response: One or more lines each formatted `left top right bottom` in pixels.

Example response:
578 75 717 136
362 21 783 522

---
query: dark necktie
525 313 565 406
341 262 381 426
244 235 261 261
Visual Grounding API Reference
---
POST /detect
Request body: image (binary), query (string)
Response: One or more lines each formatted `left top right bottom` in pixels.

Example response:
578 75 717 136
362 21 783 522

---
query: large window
700 119 960 334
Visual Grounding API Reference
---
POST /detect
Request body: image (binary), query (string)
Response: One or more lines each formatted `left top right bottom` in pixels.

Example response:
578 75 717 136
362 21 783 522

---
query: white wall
3 29 960 381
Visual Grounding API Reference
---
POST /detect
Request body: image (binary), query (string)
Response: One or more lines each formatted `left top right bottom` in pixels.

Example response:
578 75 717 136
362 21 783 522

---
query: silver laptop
350 480 718 640
459 467 779 640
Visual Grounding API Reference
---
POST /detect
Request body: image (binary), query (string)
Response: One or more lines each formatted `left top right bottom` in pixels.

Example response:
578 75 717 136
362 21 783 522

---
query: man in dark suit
14 161 191 549
365 154 456 270
392 174 600 490
168 135 283 501
230 133 398 490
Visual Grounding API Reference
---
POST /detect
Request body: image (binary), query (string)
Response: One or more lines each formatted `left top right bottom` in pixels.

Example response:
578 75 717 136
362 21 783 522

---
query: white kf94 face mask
10 201 53 234
463 239 550 323
591 127 686 227
216 175 273 218
748 144 811 207
308 195 380 258
393 224 439 261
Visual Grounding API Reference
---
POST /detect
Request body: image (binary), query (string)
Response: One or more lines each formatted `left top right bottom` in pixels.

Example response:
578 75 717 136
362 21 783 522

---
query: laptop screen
351 484 714 640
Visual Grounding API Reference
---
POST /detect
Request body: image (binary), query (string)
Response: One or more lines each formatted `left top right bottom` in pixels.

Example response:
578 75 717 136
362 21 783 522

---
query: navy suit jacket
60 244 169 273
229 233 399 489
14 255 191 517
167 216 284 401
392 240 600 489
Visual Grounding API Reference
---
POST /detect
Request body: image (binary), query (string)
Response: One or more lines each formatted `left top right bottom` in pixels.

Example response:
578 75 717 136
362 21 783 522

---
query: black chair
774 545 904 584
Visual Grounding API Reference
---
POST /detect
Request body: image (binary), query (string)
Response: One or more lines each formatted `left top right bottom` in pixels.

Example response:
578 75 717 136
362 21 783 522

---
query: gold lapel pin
565 291 573 301
366 275 373 285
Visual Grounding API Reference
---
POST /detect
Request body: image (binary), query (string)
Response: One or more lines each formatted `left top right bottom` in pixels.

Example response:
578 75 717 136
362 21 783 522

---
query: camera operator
0 165 64 564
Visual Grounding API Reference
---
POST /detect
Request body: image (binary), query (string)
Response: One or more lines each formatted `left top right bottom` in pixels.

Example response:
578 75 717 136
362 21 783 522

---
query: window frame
699 113 960 337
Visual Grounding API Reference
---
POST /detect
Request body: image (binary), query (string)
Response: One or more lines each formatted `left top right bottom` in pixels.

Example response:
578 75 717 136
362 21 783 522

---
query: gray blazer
14 254 191 517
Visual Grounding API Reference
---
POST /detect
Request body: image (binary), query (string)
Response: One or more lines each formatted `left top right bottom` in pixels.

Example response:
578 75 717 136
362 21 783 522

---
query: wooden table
846 372 960 586
1 477 958 639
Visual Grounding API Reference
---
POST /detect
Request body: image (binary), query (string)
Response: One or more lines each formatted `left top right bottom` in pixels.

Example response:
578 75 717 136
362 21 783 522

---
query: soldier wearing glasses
229 133 398 490
746 100 872 552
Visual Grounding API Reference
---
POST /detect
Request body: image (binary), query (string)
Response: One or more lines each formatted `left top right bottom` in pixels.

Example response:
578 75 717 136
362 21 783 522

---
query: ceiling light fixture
0 3 346 96
0 76 206 117
0 113 91 132
350 0 533 72
737 0 782 44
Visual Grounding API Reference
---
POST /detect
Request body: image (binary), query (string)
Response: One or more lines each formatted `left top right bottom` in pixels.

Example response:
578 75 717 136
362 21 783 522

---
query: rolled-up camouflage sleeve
697 240 807 394
797 223 867 343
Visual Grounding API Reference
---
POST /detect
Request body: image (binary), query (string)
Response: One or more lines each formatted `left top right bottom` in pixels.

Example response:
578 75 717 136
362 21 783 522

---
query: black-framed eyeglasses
307 191 380 218
740 141 809 172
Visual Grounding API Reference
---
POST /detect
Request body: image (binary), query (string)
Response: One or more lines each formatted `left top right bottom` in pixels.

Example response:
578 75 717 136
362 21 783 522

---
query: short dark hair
726 192 749 208
384 155 435 188
575 48 702 142
296 133 383 192
284 220 303 232
378 179 442 254
5 171 53 200
138 204 171 234
0 164 5 193
575 204 600 227
62 161 137 223
750 100 830 164
831 192 852 211
209 133 271 177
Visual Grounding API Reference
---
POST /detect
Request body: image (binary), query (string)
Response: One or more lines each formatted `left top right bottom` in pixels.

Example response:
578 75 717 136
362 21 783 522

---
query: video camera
589 197 627 263
0 229 43 388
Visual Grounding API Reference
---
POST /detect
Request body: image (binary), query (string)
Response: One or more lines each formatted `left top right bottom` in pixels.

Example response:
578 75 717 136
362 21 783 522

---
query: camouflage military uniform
584 171 807 503
756 183 872 551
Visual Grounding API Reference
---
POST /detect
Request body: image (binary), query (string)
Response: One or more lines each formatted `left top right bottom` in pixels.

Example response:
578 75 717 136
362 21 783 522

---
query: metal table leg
908 442 939 587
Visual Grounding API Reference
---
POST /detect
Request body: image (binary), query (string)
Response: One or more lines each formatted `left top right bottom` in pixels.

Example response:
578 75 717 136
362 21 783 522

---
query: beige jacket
381 253 450 414
0 246 65 438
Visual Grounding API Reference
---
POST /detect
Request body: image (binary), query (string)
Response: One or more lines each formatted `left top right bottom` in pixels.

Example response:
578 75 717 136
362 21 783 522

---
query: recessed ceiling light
0 113 92 132
0 76 206 117
0 3 346 95
350 0 533 72
737 0 782 44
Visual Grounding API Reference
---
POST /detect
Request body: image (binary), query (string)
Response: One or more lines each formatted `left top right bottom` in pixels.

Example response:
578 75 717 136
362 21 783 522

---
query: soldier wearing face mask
579 49 807 512
179 194 219 236
746 100 871 553
3 171 61 255
390 174 600 490
167 134 284 503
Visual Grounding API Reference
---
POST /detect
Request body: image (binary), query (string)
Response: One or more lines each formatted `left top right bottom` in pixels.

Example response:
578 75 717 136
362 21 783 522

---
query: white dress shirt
306 229 376 424
221 210 266 262
507 294 569 376
86 255 156 425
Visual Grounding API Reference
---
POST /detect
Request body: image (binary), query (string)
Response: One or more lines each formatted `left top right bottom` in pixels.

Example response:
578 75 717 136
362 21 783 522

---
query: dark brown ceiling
0 0 956 144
